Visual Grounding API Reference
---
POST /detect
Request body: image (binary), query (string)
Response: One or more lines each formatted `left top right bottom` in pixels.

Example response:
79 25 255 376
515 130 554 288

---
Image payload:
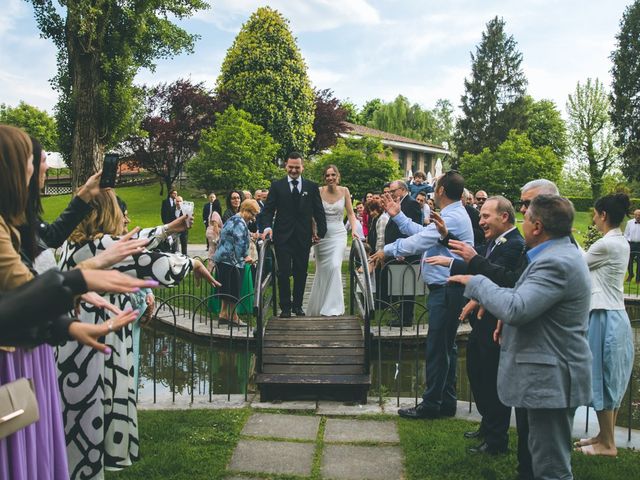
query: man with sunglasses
475 190 488 210
450 195 591 480
442 178 561 480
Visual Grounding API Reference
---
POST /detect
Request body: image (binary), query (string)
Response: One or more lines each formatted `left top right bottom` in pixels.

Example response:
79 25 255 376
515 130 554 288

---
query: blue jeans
422 285 466 410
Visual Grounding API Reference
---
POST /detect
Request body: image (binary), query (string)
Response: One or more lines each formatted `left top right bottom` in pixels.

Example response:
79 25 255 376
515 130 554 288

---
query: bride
307 164 358 316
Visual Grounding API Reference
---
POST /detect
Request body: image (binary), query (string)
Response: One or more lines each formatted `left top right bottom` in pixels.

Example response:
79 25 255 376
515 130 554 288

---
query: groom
261 152 327 317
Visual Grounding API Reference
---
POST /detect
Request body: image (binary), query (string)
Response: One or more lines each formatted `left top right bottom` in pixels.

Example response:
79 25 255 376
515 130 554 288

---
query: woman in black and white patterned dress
55 190 216 479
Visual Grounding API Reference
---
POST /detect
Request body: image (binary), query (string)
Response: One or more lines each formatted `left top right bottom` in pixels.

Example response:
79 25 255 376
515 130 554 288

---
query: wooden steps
255 315 371 403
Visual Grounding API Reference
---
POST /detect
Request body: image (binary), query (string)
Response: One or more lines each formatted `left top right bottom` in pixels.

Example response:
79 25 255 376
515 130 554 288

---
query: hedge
567 196 640 212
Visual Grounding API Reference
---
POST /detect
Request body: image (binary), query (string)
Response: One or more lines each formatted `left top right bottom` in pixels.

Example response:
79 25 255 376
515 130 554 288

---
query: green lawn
41 183 211 243
516 210 592 246
105 409 250 480
103 409 640 480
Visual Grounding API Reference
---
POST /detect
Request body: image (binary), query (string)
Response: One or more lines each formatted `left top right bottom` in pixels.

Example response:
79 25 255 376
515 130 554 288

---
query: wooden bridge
255 315 370 402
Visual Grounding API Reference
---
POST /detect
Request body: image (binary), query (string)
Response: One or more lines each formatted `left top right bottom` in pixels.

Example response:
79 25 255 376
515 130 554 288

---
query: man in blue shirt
371 171 474 418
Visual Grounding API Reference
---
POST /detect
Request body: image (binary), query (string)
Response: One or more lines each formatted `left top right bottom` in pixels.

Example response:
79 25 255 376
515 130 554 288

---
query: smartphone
100 153 119 188
181 201 195 228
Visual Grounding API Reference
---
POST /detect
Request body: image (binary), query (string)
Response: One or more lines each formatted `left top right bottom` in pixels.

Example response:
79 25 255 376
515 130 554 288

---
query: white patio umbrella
435 158 443 177
46 152 66 169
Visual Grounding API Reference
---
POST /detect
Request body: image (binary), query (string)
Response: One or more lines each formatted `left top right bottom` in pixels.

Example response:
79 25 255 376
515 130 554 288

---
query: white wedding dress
307 197 346 316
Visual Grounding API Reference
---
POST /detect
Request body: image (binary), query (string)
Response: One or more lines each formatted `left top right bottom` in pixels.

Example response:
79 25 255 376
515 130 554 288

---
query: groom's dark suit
261 176 327 311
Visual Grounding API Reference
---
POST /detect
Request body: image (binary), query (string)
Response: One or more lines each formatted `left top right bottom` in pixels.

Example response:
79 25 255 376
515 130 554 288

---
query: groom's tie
291 179 300 203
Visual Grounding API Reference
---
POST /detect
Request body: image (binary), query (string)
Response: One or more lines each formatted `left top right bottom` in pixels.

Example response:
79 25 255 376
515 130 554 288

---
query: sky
0 0 634 119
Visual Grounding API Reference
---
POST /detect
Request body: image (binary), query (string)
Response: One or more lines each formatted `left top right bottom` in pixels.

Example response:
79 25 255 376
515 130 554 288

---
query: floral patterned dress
55 228 194 479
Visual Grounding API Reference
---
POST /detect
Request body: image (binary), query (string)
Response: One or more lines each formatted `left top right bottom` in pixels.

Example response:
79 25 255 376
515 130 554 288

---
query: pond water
138 304 640 428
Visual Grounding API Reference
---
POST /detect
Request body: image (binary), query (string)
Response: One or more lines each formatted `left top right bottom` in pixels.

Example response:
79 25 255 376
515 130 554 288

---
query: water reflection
137 325 253 403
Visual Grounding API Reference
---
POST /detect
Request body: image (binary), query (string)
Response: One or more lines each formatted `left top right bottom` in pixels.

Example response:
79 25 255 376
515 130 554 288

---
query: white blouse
583 228 629 311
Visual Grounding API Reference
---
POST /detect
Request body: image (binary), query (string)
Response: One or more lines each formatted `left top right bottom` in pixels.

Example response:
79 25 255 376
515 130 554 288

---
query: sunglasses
517 200 532 208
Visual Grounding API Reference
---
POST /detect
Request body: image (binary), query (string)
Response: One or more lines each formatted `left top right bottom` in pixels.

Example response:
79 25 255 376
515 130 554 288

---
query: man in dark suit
454 195 591 480
261 152 327 318
159 189 178 252
174 196 188 255
254 189 267 233
202 192 222 229
443 196 524 455
382 180 423 327
161 188 178 224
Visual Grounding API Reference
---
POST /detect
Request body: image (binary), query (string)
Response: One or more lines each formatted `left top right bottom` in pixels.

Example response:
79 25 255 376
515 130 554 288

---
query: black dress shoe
293 307 305 316
468 441 507 455
439 404 456 417
280 309 291 318
398 402 439 419
463 429 482 439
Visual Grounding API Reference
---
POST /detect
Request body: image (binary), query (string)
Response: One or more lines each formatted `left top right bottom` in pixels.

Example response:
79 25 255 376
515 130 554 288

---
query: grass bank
104 409 640 479
41 184 210 243
106 409 250 480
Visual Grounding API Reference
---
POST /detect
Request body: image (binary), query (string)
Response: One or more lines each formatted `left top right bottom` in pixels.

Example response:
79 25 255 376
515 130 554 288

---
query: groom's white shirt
288 175 302 192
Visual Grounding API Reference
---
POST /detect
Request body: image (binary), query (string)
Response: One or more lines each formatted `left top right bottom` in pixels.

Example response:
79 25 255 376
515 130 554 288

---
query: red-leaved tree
123 79 223 194
310 88 349 155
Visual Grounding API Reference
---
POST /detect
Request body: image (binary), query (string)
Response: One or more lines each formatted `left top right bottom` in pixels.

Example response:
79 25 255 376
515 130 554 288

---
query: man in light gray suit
451 195 592 480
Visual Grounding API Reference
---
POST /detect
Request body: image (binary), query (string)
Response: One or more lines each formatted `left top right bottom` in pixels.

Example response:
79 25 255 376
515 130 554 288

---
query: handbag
0 378 40 439
248 240 259 263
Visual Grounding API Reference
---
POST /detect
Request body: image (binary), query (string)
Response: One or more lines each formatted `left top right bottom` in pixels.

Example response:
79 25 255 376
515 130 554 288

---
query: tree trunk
68 21 104 190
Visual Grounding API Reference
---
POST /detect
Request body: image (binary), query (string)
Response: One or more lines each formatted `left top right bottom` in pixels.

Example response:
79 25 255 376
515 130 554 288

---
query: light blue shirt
526 238 560 263
383 201 474 285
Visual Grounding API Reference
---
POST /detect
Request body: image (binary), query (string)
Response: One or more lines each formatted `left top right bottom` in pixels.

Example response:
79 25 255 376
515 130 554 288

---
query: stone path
226 412 403 479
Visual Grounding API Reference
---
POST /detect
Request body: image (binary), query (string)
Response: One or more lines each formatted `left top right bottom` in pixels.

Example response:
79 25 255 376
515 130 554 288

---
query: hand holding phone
100 154 119 189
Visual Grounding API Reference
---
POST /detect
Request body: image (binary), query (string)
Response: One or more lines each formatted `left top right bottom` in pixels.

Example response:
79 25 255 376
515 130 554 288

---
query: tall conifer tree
610 0 640 181
455 16 528 158
216 7 315 159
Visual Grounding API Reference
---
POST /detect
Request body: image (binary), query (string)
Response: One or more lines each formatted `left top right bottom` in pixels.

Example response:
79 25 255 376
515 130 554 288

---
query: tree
431 99 456 148
566 78 618 201
340 100 359 123
310 88 348 155
369 95 439 143
0 101 59 151
122 79 221 195
216 7 315 160
525 97 569 160
305 137 399 199
459 131 562 201
611 0 640 182
29 0 207 189
455 16 528 157
187 107 280 193
359 98 383 125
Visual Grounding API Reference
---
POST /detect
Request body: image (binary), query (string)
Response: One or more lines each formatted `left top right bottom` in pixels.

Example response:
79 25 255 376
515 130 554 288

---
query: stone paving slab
229 439 315 476
324 418 399 443
241 412 320 440
251 400 317 411
316 400 383 416
321 444 403 480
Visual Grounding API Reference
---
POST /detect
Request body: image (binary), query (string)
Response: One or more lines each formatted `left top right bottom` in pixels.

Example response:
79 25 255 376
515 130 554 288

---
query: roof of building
341 122 449 154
